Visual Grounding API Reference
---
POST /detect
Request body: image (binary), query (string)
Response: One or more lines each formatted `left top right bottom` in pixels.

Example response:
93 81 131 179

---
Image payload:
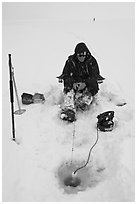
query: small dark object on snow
97 111 114 132
64 176 81 187
21 93 33 105
61 109 76 122
116 102 127 107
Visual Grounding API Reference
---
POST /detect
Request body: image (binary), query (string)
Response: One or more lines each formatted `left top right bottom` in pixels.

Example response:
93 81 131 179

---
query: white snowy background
2 2 135 202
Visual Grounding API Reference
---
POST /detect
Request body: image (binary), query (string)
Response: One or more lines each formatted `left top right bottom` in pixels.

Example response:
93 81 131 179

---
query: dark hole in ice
56 161 106 194
64 176 81 187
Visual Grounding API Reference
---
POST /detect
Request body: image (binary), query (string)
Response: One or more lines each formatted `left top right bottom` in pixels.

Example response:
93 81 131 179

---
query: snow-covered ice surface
2 2 135 202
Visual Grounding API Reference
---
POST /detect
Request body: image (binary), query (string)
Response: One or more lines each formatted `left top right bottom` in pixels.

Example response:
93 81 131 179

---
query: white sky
3 2 134 22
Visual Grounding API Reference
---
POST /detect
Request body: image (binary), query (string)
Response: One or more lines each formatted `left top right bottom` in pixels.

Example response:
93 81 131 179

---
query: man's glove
73 82 86 91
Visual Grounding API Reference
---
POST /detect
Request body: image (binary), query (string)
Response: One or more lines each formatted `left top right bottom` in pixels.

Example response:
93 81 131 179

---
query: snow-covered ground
2 2 135 202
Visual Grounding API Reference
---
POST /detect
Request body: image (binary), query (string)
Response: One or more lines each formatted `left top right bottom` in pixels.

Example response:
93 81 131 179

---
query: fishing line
70 120 76 164
72 127 99 175
70 92 77 164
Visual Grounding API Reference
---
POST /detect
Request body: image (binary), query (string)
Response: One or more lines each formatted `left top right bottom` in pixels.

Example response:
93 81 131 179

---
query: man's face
77 51 86 62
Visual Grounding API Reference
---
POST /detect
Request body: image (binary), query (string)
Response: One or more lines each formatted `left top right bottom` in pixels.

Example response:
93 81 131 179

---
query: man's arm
88 56 105 83
90 57 100 78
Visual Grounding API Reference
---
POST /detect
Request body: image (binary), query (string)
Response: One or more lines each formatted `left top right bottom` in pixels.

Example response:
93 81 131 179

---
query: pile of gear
21 92 45 105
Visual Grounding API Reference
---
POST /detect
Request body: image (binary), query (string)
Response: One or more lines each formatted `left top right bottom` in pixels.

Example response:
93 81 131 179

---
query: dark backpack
21 93 33 105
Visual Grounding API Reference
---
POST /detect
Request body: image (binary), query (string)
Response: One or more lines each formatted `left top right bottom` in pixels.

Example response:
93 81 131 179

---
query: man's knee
64 78 74 93
64 87 71 94
86 78 99 96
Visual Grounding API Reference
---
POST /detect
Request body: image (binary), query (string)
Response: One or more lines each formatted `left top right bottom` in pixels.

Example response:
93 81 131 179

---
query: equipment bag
33 93 45 103
21 93 33 105
97 111 114 132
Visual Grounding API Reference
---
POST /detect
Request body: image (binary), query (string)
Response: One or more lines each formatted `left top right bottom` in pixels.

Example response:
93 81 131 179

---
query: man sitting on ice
57 42 105 122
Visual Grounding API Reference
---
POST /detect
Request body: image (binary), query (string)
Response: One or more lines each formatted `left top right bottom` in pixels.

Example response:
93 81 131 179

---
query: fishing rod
8 54 16 141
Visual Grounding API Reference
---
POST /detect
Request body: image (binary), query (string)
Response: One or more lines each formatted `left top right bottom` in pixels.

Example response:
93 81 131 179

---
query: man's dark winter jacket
62 54 100 82
58 43 104 95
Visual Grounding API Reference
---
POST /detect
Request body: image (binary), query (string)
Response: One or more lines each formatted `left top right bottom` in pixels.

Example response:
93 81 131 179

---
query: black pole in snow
8 54 16 141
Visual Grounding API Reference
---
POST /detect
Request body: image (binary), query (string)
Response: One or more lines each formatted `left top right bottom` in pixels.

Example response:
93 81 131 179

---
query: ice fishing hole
56 160 106 194
64 175 81 187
